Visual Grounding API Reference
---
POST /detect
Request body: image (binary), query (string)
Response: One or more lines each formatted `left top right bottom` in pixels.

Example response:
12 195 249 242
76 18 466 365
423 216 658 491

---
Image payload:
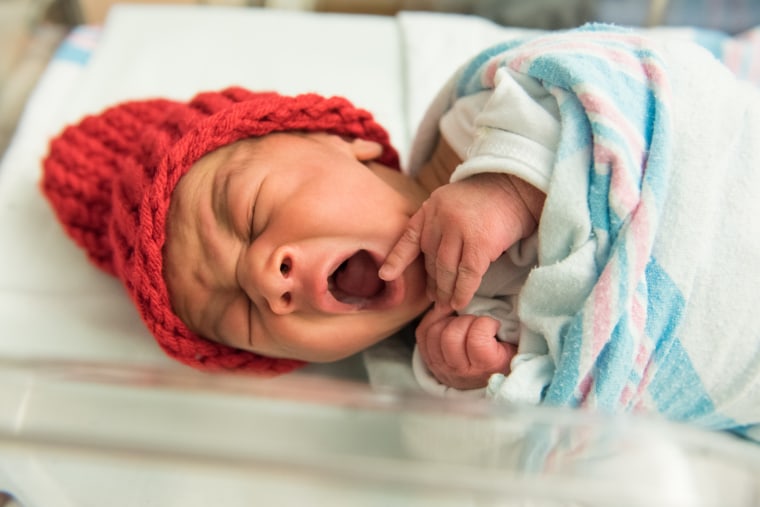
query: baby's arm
415 304 517 390
380 160 545 311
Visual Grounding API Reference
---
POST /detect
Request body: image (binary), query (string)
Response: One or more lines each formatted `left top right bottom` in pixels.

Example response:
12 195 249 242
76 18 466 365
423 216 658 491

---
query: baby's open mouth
328 250 386 305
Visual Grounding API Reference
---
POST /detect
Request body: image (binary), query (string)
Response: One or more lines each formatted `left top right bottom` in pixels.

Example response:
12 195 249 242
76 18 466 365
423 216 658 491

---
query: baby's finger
450 246 490 310
426 274 438 304
416 309 453 368
434 233 463 307
416 304 454 337
378 211 425 281
416 306 452 351
464 316 505 368
438 315 476 368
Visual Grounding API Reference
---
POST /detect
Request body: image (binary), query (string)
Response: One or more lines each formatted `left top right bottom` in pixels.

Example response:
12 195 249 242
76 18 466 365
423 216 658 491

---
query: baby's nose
261 254 296 315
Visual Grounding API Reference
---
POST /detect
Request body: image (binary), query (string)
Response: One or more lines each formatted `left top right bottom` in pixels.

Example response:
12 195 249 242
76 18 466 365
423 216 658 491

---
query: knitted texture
42 87 400 375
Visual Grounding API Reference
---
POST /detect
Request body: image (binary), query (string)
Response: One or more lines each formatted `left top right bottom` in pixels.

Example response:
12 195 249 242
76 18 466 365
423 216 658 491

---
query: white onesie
409 67 561 400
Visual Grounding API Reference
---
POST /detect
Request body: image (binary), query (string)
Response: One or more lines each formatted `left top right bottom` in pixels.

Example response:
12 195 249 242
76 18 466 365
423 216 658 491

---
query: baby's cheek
214 297 254 350
406 257 430 299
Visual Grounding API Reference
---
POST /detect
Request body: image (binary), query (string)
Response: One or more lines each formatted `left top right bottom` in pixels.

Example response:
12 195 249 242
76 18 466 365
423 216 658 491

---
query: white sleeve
440 67 561 193
411 346 488 399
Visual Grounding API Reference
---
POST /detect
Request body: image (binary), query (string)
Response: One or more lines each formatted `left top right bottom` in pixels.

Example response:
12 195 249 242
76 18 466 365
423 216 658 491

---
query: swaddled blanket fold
407 24 760 440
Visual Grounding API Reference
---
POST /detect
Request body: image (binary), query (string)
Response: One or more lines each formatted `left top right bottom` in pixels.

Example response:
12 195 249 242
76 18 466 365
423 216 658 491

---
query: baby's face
164 132 430 362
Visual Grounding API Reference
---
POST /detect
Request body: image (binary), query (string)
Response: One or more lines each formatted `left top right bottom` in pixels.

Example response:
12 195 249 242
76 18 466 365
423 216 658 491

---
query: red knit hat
42 87 400 375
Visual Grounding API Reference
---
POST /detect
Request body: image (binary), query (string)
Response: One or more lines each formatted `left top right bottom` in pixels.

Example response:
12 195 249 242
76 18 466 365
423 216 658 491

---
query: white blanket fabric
377 16 760 440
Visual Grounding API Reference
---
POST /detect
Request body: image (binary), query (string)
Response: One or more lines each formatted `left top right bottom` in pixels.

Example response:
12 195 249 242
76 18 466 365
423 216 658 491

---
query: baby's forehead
216 136 268 165
193 131 349 199
212 132 306 167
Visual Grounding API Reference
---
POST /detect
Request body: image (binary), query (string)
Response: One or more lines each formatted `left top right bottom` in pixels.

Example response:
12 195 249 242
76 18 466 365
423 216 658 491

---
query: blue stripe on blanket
542 315 583 405
54 44 91 65
643 261 737 429
644 261 702 414
594 314 636 409
53 26 99 65
646 262 736 429
456 40 524 98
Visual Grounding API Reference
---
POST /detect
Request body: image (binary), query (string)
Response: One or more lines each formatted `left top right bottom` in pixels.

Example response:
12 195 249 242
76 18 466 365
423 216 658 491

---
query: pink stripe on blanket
591 142 641 216
507 37 658 81
592 267 615 358
578 90 645 153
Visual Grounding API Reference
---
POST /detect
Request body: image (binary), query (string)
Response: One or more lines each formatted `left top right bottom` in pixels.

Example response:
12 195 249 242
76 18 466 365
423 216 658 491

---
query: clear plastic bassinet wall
1 359 760 507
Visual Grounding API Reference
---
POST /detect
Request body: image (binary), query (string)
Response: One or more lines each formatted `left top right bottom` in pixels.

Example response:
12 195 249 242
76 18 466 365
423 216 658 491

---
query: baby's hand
380 173 542 310
415 305 516 391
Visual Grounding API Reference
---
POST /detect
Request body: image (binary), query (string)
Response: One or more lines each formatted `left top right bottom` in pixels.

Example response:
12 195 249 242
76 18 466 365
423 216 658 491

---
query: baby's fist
416 308 516 390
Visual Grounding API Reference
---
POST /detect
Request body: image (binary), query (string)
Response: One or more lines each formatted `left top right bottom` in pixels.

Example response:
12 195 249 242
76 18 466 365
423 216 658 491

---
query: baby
42 83 539 391
42 24 760 439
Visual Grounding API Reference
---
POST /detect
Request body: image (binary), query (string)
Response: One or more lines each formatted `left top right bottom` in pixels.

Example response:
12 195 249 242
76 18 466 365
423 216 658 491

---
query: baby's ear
348 138 383 162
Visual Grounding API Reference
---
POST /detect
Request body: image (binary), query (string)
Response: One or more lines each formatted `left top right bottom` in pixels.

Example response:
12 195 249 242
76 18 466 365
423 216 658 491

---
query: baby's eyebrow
211 165 235 234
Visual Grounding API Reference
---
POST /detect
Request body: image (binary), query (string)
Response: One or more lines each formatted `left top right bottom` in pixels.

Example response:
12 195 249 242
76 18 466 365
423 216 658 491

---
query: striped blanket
409 24 760 440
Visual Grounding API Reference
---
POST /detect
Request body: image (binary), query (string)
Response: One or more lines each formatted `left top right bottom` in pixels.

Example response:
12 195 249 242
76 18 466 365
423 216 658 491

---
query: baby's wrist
468 172 544 240
508 175 545 225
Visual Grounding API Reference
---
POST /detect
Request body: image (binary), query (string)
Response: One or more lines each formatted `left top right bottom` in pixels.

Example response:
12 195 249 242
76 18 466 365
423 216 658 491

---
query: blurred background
2 0 759 156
